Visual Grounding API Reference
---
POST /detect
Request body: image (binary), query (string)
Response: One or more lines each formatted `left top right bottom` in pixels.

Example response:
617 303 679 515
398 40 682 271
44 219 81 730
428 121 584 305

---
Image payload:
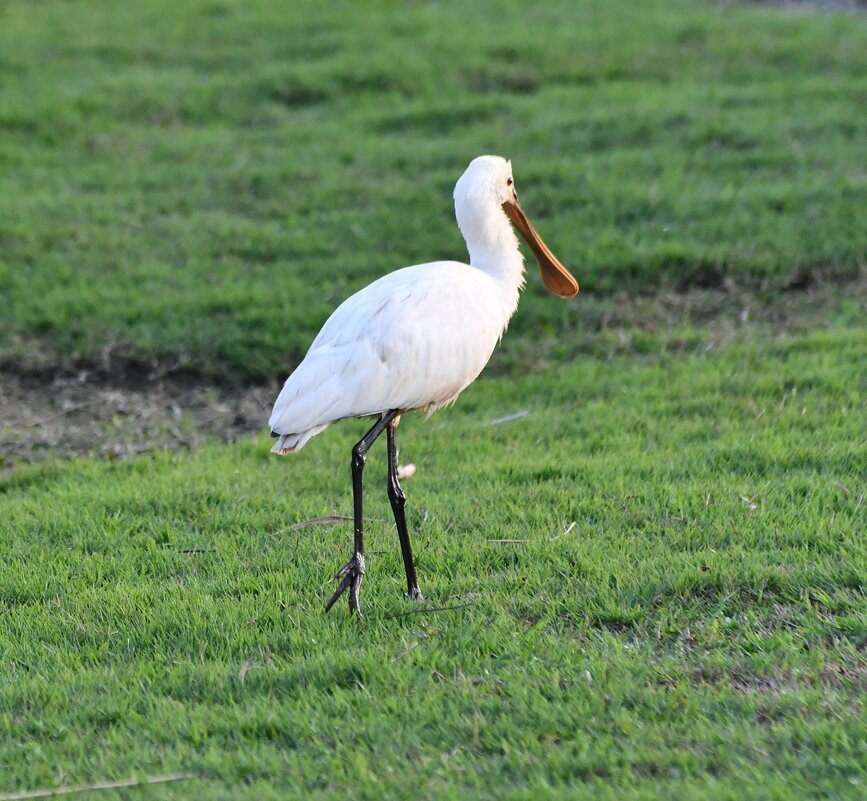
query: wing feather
269 262 506 441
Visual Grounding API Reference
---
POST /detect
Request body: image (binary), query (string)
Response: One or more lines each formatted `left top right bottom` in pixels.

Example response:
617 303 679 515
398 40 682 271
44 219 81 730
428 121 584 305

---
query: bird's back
269 261 513 451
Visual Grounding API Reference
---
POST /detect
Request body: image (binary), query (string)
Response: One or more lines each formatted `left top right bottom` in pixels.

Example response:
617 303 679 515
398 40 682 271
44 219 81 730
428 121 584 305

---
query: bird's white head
453 155 579 298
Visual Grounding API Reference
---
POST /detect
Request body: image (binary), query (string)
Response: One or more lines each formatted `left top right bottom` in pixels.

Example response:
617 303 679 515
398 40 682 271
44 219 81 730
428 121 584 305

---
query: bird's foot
324 553 366 616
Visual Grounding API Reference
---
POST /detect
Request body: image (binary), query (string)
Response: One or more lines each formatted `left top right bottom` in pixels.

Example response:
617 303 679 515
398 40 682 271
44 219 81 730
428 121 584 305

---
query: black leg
325 409 400 616
387 417 423 601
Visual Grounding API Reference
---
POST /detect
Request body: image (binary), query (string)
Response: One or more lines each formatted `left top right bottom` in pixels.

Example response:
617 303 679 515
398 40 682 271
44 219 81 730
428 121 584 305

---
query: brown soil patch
1 278 863 476
0 371 279 475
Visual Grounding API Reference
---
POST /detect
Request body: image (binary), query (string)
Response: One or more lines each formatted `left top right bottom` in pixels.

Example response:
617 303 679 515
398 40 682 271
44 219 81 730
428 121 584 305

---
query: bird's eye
506 177 513 186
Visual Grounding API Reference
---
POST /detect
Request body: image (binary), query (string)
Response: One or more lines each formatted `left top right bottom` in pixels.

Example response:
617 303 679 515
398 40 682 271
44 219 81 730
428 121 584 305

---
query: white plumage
269 155 578 451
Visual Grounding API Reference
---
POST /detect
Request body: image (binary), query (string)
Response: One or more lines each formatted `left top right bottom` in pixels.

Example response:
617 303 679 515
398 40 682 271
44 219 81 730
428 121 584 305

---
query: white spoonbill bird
269 155 578 616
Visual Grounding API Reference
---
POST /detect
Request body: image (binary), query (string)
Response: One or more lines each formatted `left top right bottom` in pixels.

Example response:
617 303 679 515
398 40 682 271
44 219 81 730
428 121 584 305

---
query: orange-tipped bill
503 194 579 298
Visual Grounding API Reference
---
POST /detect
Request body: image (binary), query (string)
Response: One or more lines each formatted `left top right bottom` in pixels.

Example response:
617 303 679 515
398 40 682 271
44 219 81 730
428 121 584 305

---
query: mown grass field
1 0 865 379
3 330 866 799
1 0 865 798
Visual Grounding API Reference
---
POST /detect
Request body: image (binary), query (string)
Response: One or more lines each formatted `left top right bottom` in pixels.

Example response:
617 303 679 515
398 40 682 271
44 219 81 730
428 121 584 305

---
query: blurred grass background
1 0 865 381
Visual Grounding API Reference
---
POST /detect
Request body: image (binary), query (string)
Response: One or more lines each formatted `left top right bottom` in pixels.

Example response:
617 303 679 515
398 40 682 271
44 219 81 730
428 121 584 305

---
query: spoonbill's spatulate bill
269 155 578 616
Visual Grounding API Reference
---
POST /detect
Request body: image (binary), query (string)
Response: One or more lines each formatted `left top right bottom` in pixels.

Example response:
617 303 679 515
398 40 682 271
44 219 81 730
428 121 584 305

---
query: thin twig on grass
486 538 529 543
288 515 352 530
383 601 478 619
488 410 530 425
24 400 101 428
0 772 195 801
284 515 385 533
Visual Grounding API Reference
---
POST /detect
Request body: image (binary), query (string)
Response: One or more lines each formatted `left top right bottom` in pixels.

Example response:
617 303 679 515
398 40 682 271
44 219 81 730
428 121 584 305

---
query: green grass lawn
1 0 866 797
2 328 865 799
1 0 865 380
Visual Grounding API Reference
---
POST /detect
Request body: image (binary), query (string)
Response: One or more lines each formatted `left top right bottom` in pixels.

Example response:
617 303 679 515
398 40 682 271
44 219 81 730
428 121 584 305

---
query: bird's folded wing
269 262 503 434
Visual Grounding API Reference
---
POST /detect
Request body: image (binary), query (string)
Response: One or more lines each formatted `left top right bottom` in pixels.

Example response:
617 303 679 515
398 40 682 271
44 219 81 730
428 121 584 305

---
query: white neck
460 205 526 315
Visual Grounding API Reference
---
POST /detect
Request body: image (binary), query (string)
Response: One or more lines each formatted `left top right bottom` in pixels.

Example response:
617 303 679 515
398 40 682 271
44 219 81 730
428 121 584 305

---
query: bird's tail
270 424 329 454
